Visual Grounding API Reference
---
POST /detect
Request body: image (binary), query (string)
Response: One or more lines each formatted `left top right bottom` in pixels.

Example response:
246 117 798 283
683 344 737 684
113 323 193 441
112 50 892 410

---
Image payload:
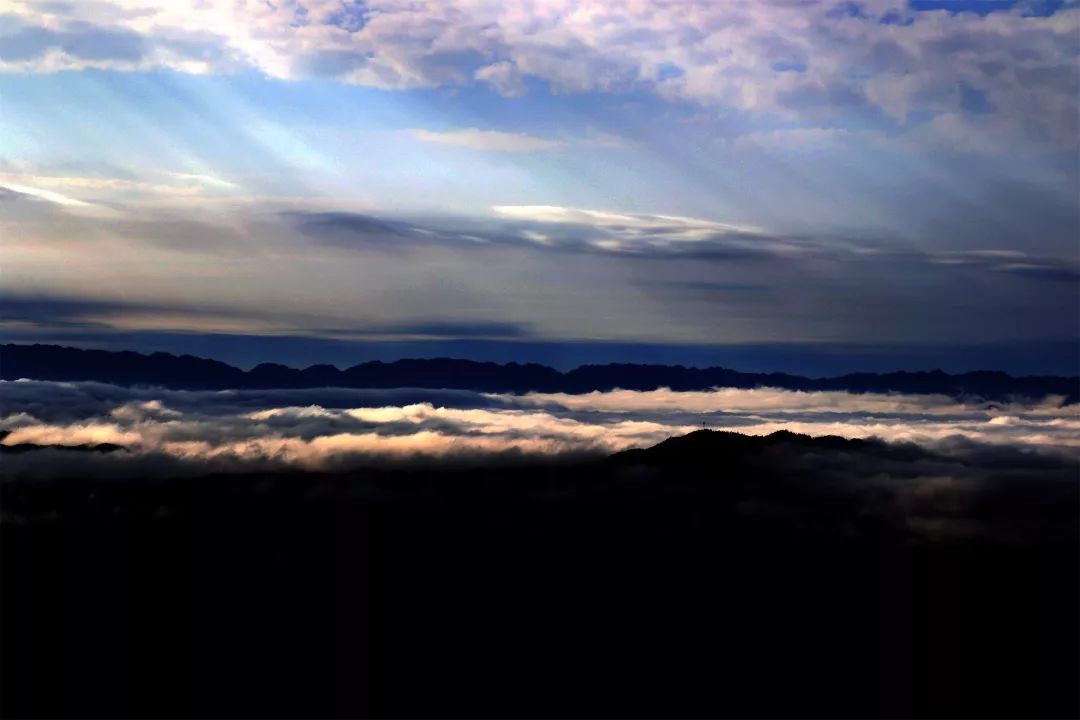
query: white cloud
474 60 527 96
514 386 1076 418
492 205 759 234
0 182 95 207
2 382 1077 477
490 204 779 254
409 128 565 152
1 1 1075 149
160 171 240 189
0 168 241 206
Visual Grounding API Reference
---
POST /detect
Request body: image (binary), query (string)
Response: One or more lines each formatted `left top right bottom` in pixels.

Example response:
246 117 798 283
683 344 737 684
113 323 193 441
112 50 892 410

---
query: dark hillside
3 431 1076 718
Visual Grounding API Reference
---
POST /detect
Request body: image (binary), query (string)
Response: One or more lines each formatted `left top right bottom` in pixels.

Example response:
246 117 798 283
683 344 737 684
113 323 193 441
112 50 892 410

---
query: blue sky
1 0 1078 372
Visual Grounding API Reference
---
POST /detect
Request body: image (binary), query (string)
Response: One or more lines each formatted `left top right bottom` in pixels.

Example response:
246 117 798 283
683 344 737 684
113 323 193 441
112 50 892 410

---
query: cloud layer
2 380 1076 478
3 187 1077 351
2 1 1077 149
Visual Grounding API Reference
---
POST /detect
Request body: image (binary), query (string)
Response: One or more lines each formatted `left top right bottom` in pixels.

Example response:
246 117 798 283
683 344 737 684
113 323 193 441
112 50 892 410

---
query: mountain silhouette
3 343 1076 401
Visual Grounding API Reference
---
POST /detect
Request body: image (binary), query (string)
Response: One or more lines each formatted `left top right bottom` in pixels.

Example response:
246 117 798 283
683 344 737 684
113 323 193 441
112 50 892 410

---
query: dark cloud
279 206 1067 281
292 50 369 78
288 210 511 253
368 321 532 338
862 39 917 72
55 21 145 60
0 186 32 202
0 21 146 62
286 209 807 261
287 211 417 249
289 211 407 236
0 24 61 61
0 293 296 336
776 80 871 114
993 263 1080 282
156 32 231 64
657 280 772 294
868 248 1080 284
0 291 535 341
0 294 154 330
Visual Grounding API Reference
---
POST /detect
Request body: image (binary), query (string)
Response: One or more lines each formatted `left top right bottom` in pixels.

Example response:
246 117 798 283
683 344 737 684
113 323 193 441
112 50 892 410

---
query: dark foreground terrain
3 431 1078 718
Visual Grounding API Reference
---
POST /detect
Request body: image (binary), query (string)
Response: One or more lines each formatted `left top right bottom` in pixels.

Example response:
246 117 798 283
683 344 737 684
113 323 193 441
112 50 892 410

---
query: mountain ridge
2 343 1076 401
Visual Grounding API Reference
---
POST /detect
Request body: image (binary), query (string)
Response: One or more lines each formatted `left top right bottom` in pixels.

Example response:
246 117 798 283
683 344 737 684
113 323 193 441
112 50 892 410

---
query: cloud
7 186 1076 278
0 294 140 330
2 1 1075 150
321 202 774 259
371 321 532 339
0 166 242 209
0 290 538 341
491 205 756 233
283 205 783 258
160 171 239 190
489 205 770 255
4 191 1075 352
0 382 508 424
474 60 527 96
279 203 845 269
2 380 1077 479
288 211 412 248
2 382 1078 549
0 11 233 74
0 181 95 207
886 247 1080 284
0 21 146 62
725 127 889 152
409 128 565 152
0 292 308 336
513 386 1076 418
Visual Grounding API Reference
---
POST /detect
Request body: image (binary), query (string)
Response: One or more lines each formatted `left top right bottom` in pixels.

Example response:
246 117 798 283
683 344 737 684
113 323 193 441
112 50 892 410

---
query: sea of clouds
2 379 1077 478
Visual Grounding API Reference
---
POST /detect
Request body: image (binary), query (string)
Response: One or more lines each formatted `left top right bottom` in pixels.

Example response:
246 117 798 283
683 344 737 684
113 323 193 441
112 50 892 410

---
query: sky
1 0 1078 374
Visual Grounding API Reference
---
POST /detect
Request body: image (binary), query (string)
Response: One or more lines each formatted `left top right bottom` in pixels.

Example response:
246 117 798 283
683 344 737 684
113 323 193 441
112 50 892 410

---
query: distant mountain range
2 343 1076 401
